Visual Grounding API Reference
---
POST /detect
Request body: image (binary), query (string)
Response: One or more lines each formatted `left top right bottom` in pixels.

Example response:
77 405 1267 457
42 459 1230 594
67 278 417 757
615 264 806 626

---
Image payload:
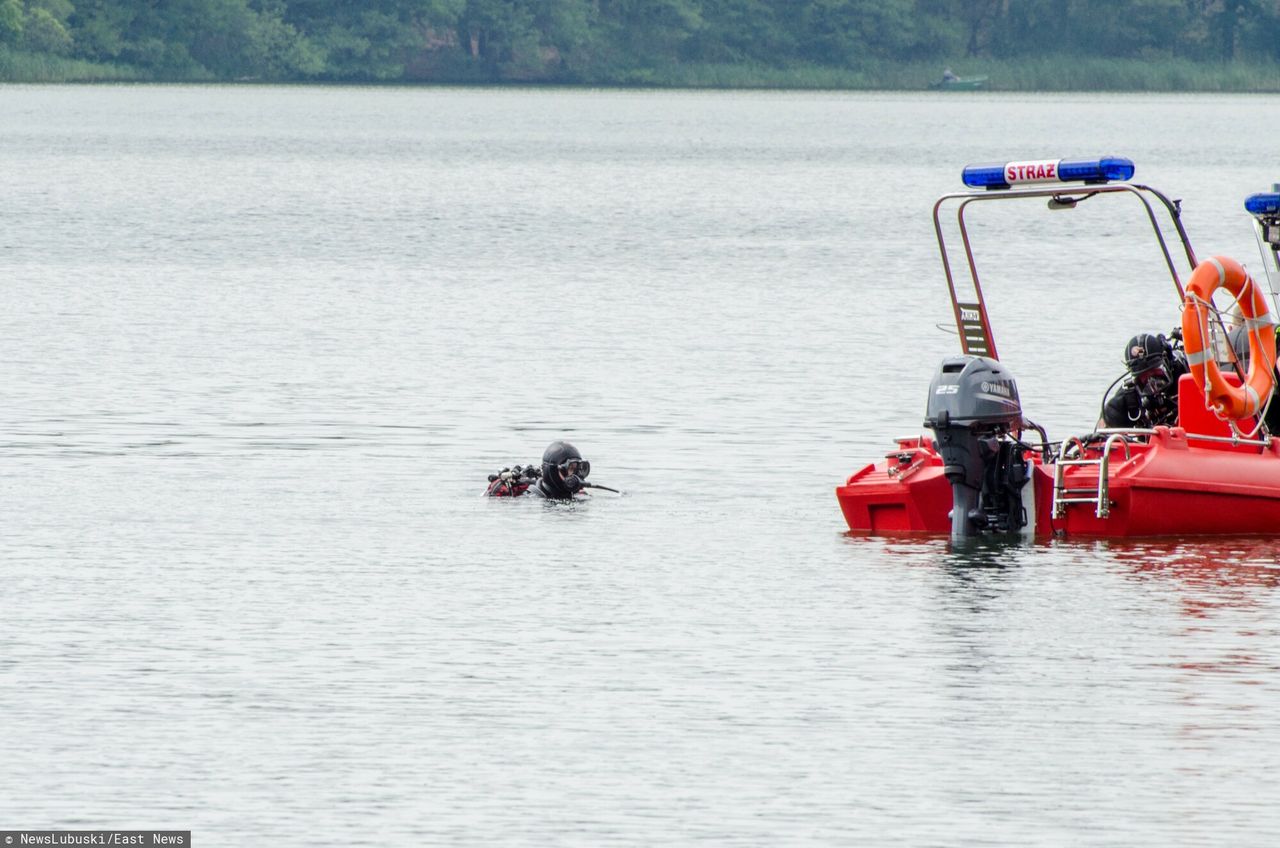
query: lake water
3 85 1280 845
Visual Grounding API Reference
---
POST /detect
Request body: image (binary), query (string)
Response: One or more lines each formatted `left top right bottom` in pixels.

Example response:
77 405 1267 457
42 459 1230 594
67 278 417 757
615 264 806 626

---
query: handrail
1095 434 1132 517
1101 433 1133 461
1091 425 1272 448
1059 434 1089 459
1052 431 1134 519
1184 431 1271 447
1050 426 1275 522
1090 427 1155 439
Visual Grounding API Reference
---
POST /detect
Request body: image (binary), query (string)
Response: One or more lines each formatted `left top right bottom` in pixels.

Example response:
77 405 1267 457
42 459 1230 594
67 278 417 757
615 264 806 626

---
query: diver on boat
485 440 617 498
1100 331 1188 429
941 67 959 82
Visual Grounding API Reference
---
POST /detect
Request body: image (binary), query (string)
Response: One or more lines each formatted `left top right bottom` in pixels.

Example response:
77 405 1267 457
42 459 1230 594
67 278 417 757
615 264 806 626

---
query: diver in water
1100 331 1188 429
485 440 617 498
531 440 590 499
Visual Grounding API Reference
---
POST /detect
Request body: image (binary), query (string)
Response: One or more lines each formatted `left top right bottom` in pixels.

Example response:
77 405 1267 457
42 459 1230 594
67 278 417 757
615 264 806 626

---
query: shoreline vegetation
4 48 1280 92
1 1 1279 92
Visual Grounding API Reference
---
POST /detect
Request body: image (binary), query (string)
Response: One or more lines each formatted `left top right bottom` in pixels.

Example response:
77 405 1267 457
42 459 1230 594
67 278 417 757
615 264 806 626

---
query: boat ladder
1051 433 1131 519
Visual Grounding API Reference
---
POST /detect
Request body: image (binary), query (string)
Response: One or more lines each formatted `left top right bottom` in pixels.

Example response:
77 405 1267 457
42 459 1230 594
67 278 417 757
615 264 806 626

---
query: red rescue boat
837 158 1280 539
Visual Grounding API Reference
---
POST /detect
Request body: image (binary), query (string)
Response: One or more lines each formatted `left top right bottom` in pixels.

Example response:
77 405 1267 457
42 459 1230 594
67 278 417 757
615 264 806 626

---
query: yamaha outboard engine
924 355 1029 540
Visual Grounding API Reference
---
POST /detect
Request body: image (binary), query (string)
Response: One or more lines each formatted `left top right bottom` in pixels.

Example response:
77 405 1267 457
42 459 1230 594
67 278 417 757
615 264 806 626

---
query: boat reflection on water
839 531 1027 574
854 532 1280 591
840 533 1280 744
841 531 1280 616
1099 537 1280 617
1100 537 1280 750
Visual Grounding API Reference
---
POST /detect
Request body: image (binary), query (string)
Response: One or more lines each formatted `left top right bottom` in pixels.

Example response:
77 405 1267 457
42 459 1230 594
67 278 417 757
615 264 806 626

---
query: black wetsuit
1101 352 1186 429
529 474 584 499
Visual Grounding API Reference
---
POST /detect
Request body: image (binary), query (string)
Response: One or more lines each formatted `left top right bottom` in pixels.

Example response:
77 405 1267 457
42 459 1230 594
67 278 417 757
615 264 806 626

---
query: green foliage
802 0 940 66
70 0 129 60
250 13 324 76
1 0 1279 85
683 0 794 64
456 0 536 70
23 8 73 54
597 0 702 64
0 0 23 45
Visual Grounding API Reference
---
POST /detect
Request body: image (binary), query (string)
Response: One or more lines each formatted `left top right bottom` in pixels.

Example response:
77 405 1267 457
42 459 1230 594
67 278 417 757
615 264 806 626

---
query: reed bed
593 57 1280 93
2 47 1278 92
0 48 143 83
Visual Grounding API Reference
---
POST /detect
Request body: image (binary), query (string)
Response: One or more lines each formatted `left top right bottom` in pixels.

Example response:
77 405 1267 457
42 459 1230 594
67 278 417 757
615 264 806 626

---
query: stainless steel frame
1252 194 1280 317
932 182 1199 361
1052 432 1133 518
1050 426 1273 520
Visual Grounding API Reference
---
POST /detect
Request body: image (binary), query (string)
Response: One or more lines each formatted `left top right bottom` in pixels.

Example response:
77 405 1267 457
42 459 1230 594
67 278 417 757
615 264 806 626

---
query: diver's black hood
538 440 582 499
1124 332 1169 375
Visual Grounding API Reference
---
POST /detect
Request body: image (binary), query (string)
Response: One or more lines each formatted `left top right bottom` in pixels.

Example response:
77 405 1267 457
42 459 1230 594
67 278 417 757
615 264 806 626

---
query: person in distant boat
941 67 959 83
1100 331 1187 429
485 440 616 499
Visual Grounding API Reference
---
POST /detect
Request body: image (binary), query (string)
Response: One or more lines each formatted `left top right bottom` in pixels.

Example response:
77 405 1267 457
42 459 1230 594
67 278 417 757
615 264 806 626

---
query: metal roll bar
933 182 1198 361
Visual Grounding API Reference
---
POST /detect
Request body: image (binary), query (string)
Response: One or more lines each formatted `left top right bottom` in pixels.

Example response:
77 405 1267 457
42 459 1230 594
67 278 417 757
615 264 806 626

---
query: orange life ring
1180 255 1277 420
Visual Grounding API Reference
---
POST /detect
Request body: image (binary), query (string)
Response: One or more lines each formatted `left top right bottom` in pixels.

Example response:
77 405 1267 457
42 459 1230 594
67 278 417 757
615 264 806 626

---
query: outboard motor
924 355 1029 539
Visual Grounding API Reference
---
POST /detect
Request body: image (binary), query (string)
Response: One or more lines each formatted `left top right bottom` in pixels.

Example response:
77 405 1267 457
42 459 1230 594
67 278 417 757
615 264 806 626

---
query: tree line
2 0 1278 82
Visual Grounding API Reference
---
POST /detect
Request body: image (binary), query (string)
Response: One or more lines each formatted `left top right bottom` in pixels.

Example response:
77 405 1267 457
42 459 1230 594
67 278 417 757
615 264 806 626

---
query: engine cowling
924 355 1028 539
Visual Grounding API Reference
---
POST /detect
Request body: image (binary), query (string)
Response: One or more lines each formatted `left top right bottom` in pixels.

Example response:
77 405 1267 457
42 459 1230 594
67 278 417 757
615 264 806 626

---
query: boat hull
931 77 988 91
837 428 1280 538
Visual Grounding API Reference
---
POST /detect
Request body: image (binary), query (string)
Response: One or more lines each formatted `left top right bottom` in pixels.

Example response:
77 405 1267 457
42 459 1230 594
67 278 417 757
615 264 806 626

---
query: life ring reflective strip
1180 255 1277 420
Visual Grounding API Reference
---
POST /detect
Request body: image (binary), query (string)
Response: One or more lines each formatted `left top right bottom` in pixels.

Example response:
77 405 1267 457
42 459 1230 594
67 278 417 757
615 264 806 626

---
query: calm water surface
2 85 1280 845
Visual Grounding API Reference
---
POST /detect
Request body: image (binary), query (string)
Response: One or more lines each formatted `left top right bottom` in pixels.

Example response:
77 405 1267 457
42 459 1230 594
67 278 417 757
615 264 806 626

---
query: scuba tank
485 464 540 497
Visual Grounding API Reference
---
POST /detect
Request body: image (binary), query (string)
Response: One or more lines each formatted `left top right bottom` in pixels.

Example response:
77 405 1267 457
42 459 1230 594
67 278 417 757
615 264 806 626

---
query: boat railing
1052 432 1133 519
1059 428 1151 456
1065 426 1271 450
1181 431 1271 448
1052 426 1273 521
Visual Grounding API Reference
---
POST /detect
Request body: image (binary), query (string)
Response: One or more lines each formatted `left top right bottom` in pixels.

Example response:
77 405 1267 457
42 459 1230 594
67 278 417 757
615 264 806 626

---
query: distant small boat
931 75 988 91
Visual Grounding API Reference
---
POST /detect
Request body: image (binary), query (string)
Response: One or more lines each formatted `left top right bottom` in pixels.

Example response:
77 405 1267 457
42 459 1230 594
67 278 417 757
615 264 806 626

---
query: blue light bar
962 156 1135 189
1245 192 1280 216
1058 157 1135 183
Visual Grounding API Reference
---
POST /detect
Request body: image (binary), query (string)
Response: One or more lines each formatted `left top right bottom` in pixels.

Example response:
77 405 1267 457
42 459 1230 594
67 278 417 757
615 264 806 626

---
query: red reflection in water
1102 538 1280 618
1101 539 1280 706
